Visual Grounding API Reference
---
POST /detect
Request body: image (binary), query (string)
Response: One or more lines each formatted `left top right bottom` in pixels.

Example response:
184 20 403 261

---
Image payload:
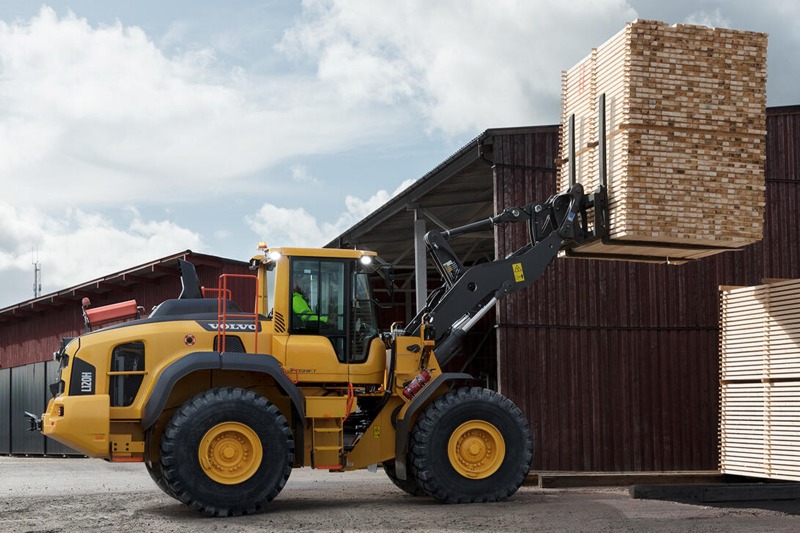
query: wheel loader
28 160 611 515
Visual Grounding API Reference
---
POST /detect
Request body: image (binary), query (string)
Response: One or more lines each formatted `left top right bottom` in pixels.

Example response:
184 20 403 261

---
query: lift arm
407 183 607 366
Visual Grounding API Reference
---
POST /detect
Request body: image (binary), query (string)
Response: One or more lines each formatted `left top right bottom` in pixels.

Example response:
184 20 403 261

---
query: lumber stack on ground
719 280 800 482
559 20 767 262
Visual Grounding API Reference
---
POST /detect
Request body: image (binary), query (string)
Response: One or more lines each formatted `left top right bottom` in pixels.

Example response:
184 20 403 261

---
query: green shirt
292 292 327 324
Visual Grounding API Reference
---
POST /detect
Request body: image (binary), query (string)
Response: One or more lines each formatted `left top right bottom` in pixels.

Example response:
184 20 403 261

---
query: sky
0 0 797 308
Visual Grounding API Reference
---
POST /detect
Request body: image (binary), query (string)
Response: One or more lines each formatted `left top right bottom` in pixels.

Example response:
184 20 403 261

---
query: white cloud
280 0 637 135
2 0 796 309
0 7 409 209
290 164 318 184
248 179 416 247
684 8 731 28
344 178 416 220
0 202 203 307
247 204 332 248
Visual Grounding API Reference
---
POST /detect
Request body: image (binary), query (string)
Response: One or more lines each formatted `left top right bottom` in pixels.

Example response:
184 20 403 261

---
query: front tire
160 387 294 516
382 459 428 497
409 387 532 503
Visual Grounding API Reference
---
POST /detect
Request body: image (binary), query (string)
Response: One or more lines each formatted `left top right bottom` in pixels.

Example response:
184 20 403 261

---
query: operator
292 276 327 325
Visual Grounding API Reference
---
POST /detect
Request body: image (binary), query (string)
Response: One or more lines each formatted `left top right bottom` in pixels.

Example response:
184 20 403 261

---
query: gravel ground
2 457 800 532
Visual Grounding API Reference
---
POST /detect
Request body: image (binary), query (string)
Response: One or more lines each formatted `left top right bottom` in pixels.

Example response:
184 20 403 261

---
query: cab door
284 257 383 384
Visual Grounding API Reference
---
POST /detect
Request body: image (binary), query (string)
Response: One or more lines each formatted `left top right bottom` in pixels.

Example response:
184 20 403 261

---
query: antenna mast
33 253 42 298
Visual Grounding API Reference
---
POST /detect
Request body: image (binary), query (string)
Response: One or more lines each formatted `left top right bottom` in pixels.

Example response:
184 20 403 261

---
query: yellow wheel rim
448 420 505 479
198 422 263 485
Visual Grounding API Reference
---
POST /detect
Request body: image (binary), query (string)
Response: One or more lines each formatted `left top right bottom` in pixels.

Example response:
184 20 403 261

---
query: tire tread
409 387 532 504
159 387 293 516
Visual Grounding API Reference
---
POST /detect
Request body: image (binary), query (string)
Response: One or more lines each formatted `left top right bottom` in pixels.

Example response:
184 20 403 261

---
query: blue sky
0 0 797 308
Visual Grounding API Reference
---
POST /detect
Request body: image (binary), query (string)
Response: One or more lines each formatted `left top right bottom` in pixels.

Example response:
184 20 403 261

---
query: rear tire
409 387 532 503
144 427 177 500
145 455 178 500
160 387 294 516
382 459 428 497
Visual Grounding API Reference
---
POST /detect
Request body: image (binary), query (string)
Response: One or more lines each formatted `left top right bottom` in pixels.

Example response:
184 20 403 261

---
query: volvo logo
197 321 261 332
207 323 257 331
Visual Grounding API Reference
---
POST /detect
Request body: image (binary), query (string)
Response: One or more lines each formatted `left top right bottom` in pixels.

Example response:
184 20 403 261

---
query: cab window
109 341 144 407
350 271 378 363
290 259 346 357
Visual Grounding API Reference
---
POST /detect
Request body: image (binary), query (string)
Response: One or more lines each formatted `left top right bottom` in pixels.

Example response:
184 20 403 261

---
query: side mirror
381 264 395 300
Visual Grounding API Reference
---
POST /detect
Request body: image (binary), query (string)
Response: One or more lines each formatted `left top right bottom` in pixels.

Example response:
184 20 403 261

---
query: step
306 396 352 418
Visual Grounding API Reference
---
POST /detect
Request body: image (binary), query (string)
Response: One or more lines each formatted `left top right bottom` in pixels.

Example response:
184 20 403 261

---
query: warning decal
512 263 525 282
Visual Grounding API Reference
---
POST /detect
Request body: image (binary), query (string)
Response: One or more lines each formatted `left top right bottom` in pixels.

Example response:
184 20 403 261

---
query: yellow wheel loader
29 181 607 516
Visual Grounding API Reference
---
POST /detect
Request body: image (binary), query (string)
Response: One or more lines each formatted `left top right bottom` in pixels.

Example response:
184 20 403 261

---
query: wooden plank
560 19 767 262
720 279 800 481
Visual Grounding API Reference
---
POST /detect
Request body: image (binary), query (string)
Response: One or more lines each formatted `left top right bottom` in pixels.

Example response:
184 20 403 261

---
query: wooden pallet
719 280 800 481
559 20 767 262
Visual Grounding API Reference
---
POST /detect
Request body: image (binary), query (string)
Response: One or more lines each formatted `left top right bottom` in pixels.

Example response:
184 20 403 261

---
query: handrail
215 273 260 354
202 287 232 300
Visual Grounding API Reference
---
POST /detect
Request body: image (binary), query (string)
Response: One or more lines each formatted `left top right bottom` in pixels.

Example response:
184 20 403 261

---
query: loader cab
261 247 384 380
288 256 378 363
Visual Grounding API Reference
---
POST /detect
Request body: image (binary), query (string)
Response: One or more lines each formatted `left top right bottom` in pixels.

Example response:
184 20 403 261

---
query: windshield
266 267 275 316
350 272 378 361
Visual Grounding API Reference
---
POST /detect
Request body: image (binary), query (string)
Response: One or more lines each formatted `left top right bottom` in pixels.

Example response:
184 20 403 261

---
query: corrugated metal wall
10 362 46 454
0 368 9 453
0 362 81 455
495 107 800 471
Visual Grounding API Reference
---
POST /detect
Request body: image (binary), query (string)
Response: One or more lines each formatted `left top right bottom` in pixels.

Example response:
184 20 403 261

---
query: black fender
141 351 305 457
393 372 474 480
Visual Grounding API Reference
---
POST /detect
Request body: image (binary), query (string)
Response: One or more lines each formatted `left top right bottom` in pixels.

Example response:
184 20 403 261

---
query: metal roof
326 125 559 284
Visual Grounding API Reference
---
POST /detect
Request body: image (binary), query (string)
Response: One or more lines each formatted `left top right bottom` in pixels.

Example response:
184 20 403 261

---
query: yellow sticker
373 425 381 438
512 262 525 282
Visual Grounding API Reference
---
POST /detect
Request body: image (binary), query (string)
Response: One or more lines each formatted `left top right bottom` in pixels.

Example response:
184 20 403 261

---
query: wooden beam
71 289 96 298
152 265 179 275
98 282 133 293
122 274 159 285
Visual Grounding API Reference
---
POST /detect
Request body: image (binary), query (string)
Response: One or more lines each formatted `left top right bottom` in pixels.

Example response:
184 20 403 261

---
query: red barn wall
0 254 252 369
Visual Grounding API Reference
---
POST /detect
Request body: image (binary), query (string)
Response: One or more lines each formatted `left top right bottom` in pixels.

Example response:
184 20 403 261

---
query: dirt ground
2 457 800 532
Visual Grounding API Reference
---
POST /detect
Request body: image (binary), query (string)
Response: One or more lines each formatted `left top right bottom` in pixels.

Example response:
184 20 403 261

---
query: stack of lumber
719 280 800 481
559 20 768 262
